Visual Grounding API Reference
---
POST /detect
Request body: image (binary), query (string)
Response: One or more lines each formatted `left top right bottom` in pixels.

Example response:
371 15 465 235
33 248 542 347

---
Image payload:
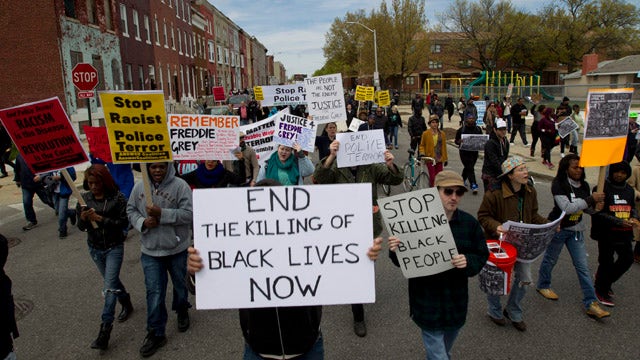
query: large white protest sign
475 101 487 127
503 212 565 263
335 130 386 168
239 109 289 166
168 114 239 160
305 73 346 124
258 83 307 107
348 118 365 132
377 188 458 278
193 184 375 309
273 111 317 152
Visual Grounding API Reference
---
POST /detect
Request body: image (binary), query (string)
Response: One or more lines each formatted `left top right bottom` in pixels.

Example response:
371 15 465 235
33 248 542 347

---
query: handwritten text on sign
168 114 239 160
193 184 375 309
304 73 346 124
378 187 458 278
335 130 386 168
0 97 88 173
99 91 172 163
273 112 316 152
238 108 290 166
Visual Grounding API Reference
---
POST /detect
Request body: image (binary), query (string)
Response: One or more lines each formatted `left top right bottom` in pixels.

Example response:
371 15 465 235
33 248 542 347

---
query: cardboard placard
168 114 239 160
335 130 386 168
304 73 347 124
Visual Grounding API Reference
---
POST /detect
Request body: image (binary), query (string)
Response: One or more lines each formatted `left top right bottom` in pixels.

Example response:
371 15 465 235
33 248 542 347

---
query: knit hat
434 170 467 191
498 156 525 178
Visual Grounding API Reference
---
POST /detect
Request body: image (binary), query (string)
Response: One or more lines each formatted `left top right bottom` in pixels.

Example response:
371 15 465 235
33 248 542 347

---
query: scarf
196 162 225 188
265 152 299 185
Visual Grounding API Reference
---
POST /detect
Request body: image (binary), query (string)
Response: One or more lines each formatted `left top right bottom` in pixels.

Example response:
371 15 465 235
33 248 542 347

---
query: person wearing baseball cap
480 119 510 191
388 170 488 359
478 156 548 331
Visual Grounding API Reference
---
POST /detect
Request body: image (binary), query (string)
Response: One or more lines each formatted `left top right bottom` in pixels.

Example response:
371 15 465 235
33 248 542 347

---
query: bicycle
402 149 435 192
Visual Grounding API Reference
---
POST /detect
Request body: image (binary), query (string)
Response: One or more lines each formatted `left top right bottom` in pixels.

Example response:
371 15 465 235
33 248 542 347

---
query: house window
86 0 97 24
406 76 415 85
104 0 113 30
144 15 151 43
154 15 160 45
125 63 133 89
224 48 229 65
430 44 441 53
70 50 83 68
217 45 223 64
120 4 128 37
170 24 175 49
132 9 140 40
163 21 168 47
428 61 442 69
139 65 145 89
177 28 182 54
64 0 76 18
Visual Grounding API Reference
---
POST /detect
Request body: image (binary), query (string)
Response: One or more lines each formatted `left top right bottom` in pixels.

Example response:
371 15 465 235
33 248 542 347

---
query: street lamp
346 21 379 90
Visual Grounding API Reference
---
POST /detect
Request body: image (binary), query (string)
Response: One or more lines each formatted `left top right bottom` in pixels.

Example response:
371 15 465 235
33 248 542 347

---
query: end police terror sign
99 91 172 163
193 184 375 309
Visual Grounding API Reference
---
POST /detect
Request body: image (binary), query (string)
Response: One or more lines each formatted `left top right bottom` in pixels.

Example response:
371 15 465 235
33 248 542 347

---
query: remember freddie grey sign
378 187 458 278
193 183 375 309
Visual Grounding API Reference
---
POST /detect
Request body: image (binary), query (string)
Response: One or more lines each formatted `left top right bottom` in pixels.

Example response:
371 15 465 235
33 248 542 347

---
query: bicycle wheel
381 183 392 196
402 162 413 192
415 172 429 190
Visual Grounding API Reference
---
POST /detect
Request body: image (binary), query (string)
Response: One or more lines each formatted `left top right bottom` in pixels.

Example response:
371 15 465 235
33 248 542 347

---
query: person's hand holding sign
323 140 340 168
384 150 399 173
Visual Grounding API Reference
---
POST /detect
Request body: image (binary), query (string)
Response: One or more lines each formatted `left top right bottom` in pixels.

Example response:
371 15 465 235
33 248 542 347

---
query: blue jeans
537 230 597 309
505 115 512 133
140 250 190 336
389 125 400 147
54 194 75 233
420 328 460 360
243 333 324 360
487 261 531 322
21 186 53 223
89 244 127 324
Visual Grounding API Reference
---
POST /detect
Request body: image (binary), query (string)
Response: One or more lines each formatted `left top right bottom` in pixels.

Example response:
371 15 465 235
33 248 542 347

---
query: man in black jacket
509 97 529 146
408 110 427 151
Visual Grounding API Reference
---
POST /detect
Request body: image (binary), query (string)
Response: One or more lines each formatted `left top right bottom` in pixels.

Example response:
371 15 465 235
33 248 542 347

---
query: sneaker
510 142 515 145
586 302 610 319
140 332 167 358
395 145 399 149
488 314 506 326
471 183 478 195
596 292 615 307
547 162 555 170
22 222 37 231
503 309 527 331
542 160 548 165
177 309 190 332
524 143 530 147
59 230 67 239
561 152 565 158
536 288 559 300
353 320 367 337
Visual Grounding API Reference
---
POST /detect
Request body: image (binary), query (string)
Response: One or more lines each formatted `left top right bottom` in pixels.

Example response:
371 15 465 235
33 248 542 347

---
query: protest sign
167 114 239 160
506 83 513 98
83 126 112 162
364 87 375 101
305 73 346 124
556 117 579 139
378 187 458 278
193 183 375 309
503 212 565 263
377 90 391 107
348 119 365 132
0 97 88 173
212 86 226 102
475 101 487 127
580 88 634 167
253 86 264 101
354 85 368 101
258 84 306 107
238 108 289 166
335 130 386 168
460 134 489 151
273 112 316 152
100 91 172 163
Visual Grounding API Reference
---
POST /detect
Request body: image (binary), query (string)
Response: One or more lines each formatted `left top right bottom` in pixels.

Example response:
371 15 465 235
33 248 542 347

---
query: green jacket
313 158 403 236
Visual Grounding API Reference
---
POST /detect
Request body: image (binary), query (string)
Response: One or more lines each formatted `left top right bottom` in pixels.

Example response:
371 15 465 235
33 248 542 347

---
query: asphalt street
2 114 640 359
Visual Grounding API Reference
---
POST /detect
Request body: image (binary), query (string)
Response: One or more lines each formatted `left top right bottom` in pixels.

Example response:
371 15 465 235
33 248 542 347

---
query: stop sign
71 63 99 91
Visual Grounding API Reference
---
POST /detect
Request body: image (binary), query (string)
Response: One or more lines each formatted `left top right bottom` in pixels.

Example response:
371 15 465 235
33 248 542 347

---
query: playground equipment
464 71 555 101
423 77 475 100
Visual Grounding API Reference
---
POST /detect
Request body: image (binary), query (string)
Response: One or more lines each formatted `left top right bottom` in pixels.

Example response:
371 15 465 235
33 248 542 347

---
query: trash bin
479 240 517 296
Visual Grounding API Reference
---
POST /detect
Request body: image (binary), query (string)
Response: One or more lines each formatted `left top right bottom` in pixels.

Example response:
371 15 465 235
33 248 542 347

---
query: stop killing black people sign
0 97 88 173
378 187 458 278
192 183 375 309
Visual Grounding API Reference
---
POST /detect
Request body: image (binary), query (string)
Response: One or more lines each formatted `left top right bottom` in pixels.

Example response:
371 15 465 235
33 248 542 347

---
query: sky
211 0 548 77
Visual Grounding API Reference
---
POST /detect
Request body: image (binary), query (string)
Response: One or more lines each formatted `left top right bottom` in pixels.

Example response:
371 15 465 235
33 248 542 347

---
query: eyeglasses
442 188 465 197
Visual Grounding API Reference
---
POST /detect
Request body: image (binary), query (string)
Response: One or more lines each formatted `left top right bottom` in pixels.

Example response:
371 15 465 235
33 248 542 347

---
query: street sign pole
86 97 92 124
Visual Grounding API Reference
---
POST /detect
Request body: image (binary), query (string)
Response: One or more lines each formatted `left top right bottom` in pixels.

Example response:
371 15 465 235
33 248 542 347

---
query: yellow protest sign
377 90 390 107
364 86 375 101
355 85 367 101
99 91 172 163
253 86 264 101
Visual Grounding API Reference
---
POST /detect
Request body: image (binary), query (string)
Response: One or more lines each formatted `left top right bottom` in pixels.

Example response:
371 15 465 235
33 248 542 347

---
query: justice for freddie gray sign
378 187 458 278
193 183 375 309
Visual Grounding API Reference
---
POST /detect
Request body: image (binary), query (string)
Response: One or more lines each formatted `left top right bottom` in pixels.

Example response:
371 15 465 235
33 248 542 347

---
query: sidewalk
396 104 599 186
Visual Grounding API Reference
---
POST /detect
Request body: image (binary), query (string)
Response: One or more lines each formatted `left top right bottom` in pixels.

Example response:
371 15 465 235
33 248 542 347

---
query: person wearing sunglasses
388 170 488 360
477 156 548 332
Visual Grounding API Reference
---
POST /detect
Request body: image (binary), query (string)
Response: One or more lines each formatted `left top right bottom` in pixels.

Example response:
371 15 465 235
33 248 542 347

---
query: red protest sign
0 97 88 173
83 125 112 162
213 86 226 101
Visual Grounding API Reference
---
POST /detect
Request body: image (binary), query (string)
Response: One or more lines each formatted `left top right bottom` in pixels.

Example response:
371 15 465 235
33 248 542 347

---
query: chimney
582 54 599 75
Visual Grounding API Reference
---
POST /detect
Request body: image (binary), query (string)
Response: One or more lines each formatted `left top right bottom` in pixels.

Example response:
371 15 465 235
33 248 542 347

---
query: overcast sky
211 0 548 77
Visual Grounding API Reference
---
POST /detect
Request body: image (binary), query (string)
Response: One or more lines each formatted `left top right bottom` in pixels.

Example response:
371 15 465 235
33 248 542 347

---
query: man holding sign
388 171 488 360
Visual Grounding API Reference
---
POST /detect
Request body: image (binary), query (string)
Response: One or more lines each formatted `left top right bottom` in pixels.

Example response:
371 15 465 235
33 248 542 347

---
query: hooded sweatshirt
591 161 637 241
127 163 193 257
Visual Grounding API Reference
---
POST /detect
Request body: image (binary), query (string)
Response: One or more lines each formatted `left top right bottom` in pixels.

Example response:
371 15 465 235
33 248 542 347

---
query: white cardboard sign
238 108 289 166
273 111 317 152
168 114 239 160
335 130 386 168
304 73 347 124
377 187 458 278
193 184 375 309
258 83 307 107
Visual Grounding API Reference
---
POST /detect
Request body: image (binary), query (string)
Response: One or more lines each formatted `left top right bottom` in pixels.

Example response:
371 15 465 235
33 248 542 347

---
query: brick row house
0 0 276 133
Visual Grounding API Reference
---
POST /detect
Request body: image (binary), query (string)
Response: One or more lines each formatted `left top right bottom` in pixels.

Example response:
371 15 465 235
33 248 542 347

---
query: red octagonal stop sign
71 63 99 91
